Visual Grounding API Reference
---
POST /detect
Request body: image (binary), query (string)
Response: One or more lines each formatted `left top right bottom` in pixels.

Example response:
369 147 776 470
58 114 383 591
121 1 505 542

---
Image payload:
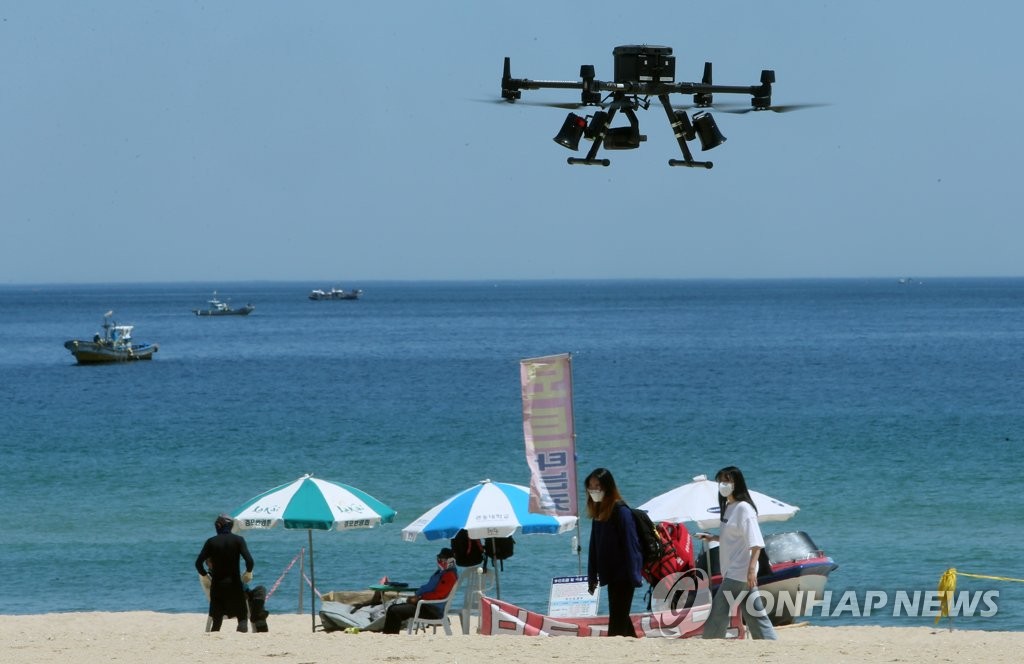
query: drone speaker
553 113 586 151
693 112 726 151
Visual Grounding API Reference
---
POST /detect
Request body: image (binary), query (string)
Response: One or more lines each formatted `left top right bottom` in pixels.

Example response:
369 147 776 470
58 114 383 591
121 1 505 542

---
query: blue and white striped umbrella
232 474 397 532
230 474 396 632
401 479 577 542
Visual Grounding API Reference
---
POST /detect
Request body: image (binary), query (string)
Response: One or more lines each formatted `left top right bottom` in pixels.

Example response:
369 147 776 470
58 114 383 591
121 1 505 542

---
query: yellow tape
936 568 1024 624
936 568 957 623
956 572 1024 584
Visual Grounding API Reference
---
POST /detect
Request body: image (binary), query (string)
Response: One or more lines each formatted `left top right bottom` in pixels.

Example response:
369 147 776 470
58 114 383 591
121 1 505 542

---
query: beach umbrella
231 474 397 632
401 479 577 598
637 474 799 530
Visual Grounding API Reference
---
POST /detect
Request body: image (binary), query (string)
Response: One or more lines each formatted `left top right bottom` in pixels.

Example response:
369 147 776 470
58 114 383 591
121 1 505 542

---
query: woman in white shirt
697 466 778 639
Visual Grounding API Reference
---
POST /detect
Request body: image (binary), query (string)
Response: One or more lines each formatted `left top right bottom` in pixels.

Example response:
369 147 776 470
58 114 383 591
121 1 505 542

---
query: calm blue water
1 279 1022 630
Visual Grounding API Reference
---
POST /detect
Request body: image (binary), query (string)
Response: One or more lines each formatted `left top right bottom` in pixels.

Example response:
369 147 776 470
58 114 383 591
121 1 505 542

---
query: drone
500 44 815 169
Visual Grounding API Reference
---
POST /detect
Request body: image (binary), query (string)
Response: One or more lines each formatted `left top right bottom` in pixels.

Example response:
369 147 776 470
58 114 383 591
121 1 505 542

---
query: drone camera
612 45 675 84
553 113 588 151
602 127 646 150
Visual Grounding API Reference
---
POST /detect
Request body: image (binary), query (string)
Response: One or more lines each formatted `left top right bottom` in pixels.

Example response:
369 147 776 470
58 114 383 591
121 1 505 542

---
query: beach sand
3 612 1022 664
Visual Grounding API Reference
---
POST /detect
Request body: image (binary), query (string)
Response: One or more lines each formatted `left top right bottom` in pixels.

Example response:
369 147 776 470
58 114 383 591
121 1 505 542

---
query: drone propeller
713 102 829 114
474 97 599 110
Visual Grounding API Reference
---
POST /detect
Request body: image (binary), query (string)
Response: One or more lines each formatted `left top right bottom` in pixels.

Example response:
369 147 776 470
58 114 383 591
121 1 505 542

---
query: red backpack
641 521 694 584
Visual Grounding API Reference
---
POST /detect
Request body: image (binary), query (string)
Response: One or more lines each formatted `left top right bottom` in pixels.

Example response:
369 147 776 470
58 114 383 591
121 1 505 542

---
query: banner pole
575 520 583 574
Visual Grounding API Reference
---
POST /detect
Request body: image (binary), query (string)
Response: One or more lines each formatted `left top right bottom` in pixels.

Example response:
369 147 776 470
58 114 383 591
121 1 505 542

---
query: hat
437 547 454 559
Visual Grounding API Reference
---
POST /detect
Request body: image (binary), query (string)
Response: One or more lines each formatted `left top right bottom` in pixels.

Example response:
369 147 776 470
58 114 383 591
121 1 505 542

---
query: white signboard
548 575 600 618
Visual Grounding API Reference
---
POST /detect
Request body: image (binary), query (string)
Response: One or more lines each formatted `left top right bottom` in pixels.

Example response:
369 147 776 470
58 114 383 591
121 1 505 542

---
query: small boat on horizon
309 287 362 301
64 312 159 364
193 292 255 316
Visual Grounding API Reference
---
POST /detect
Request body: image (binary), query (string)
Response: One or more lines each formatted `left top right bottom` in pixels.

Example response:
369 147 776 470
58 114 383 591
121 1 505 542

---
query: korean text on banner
521 353 577 516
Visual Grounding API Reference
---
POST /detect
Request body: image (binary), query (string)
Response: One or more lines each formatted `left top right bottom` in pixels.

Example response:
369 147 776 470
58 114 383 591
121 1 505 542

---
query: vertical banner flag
521 353 577 516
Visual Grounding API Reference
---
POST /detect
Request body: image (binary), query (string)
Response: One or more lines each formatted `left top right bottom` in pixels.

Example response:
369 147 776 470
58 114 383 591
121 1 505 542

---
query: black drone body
501 45 806 169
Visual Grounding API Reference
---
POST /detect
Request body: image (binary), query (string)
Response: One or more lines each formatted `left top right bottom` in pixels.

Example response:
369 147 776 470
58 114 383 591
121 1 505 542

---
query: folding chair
407 578 461 635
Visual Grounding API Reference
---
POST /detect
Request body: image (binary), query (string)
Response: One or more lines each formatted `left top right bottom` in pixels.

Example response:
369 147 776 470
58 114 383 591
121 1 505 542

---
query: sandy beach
3 612 1021 664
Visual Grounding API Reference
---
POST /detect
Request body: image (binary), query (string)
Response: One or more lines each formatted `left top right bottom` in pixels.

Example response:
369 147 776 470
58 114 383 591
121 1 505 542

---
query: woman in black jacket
585 468 643 637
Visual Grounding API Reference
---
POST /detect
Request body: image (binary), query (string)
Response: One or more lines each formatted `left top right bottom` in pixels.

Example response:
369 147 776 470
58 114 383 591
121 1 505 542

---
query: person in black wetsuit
195 514 255 632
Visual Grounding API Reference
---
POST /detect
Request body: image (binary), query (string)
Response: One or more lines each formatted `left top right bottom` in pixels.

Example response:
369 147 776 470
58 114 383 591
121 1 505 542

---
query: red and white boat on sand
696 530 839 626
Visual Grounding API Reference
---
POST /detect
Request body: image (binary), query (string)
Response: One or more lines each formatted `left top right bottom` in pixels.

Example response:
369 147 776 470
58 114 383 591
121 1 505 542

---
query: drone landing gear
567 157 611 166
669 159 713 169
659 95 714 169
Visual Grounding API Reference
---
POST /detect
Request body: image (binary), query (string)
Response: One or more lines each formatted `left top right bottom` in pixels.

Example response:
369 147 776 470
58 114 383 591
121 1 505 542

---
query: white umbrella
231 474 397 632
401 479 577 598
638 474 799 530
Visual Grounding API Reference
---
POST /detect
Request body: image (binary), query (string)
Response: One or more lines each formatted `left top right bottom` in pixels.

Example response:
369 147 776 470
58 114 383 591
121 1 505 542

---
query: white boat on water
64 312 159 364
193 292 255 316
309 287 362 300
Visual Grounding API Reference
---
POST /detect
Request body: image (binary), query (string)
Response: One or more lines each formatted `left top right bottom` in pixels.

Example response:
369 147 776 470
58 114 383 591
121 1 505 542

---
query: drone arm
672 70 774 107
508 78 586 91
673 83 761 95
503 56 588 100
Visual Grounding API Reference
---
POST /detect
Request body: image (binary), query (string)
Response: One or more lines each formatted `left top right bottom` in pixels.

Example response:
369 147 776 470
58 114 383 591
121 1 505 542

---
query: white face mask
718 482 734 498
588 490 605 503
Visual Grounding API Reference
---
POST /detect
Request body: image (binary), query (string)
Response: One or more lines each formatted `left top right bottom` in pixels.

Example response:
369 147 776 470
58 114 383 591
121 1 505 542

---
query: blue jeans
701 577 778 640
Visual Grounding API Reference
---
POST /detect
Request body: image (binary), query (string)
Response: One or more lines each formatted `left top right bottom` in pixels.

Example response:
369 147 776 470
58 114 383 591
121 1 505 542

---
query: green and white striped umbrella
230 474 397 631
232 474 397 531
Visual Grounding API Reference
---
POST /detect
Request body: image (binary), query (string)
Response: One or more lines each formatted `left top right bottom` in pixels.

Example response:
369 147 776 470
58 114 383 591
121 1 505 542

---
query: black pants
606 581 637 637
208 580 249 632
382 601 441 634
209 614 248 632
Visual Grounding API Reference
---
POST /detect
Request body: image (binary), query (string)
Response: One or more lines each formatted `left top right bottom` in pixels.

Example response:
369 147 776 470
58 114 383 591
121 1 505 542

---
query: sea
2 279 1022 631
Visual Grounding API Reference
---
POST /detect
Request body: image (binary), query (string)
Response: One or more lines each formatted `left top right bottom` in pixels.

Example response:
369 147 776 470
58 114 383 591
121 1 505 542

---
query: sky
2 2 1021 284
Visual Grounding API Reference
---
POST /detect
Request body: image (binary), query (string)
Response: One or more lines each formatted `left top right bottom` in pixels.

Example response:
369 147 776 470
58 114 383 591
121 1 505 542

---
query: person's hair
214 514 234 534
584 467 624 521
715 466 758 523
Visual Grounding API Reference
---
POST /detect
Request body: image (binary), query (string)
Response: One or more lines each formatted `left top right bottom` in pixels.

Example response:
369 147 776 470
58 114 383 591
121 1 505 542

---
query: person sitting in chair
381 547 458 634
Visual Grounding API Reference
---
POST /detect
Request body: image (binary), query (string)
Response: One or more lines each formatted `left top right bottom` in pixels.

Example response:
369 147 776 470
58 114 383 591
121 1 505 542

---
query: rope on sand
266 548 305 601
302 571 323 599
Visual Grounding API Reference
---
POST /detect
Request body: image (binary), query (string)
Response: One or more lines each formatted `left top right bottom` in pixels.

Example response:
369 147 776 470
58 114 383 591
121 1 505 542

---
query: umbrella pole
308 530 316 633
489 538 501 599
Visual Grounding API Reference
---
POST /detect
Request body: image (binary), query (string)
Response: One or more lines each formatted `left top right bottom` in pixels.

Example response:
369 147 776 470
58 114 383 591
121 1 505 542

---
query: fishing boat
64 312 159 364
695 530 838 626
192 292 255 316
309 287 362 300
